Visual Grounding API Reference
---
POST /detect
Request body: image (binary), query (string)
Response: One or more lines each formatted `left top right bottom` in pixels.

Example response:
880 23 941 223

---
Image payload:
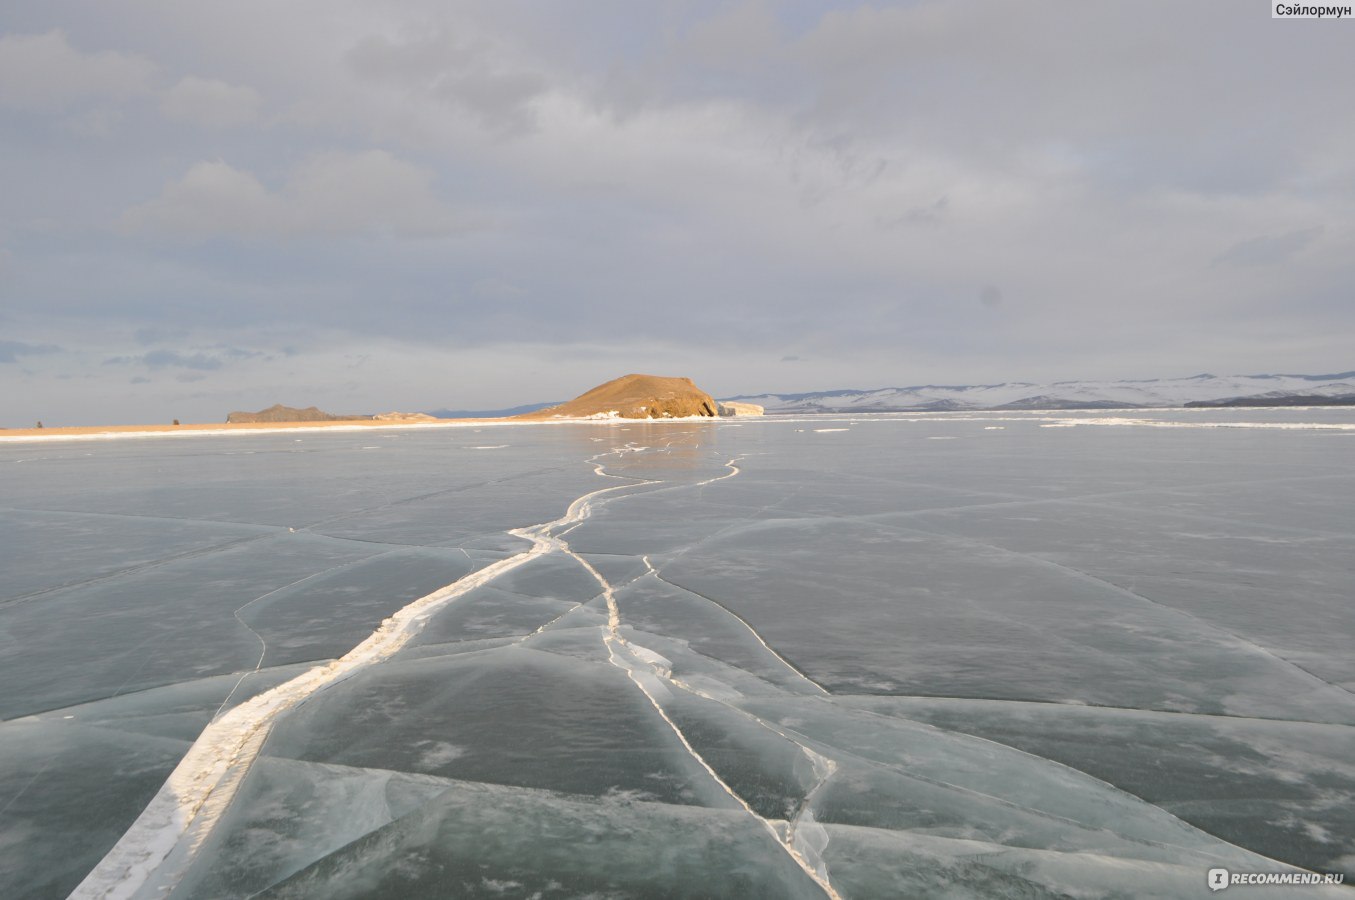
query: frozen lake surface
2 411 1352 898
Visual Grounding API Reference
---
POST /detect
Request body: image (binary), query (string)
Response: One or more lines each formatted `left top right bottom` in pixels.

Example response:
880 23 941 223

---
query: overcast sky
2 1 1352 425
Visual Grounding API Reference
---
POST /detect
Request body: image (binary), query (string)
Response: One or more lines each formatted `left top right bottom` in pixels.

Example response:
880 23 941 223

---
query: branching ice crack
211 550 404 722
72 441 843 900
642 558 827 696
69 446 653 900
555 454 843 900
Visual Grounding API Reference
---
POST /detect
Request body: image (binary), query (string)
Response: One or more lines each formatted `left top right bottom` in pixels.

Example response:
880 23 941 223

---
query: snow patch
1045 417 1355 431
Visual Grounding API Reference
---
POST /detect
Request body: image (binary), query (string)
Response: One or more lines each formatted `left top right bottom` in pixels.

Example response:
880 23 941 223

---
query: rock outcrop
225 404 370 424
519 374 720 420
717 401 764 417
371 411 440 422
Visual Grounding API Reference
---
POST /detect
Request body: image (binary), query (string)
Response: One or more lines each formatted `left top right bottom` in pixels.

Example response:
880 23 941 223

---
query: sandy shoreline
0 417 504 442
0 413 732 442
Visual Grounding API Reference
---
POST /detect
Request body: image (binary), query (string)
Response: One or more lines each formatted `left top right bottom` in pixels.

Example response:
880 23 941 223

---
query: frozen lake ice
1 410 1352 898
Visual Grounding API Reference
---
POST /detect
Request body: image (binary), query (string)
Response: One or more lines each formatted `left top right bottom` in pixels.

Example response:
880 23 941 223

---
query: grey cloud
608 2 1346 196
144 350 222 370
472 277 527 301
160 76 261 128
909 196 949 225
347 30 545 136
0 340 61 363
64 106 124 137
105 350 224 370
0 30 155 111
346 29 462 81
135 326 191 345
1215 227 1325 267
118 161 279 237
784 132 891 207
683 1 785 68
881 196 949 229
434 69 545 136
119 151 465 239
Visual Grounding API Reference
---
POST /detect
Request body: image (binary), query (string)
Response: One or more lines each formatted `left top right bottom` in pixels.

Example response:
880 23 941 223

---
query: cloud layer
1 2 1352 424
0 29 154 110
121 151 463 238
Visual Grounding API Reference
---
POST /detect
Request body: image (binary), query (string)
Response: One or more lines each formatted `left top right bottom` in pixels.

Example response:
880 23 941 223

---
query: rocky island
224 404 438 424
225 404 368 424
519 374 723 420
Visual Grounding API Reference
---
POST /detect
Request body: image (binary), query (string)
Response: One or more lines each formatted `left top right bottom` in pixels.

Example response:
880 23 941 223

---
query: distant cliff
225 404 371 424
718 401 764 417
519 374 719 420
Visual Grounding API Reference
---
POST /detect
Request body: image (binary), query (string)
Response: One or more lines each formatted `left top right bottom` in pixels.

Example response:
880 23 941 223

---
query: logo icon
1208 868 1231 891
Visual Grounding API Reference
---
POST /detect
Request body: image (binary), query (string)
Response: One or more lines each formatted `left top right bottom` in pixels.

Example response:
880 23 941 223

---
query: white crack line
559 455 843 900
69 449 649 900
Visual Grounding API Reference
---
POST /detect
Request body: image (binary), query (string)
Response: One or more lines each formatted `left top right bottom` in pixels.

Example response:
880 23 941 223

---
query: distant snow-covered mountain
725 371 1355 413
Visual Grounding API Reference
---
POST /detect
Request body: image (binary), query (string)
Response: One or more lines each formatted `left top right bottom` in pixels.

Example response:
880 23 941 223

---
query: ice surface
847 696 1355 879
211 777 826 899
258 647 725 804
0 509 275 602
0 721 191 900
0 534 385 718
3 413 1352 898
0 665 314 900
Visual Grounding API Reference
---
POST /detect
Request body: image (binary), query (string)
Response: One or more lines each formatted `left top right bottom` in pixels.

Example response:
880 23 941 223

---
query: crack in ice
71 444 844 900
574 548 842 900
643 560 828 696
68 448 650 900
210 550 407 722
884 517 1355 704
554 454 843 900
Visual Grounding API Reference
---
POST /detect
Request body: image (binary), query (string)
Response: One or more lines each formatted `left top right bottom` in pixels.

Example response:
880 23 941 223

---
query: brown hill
519 374 719 420
225 404 371 424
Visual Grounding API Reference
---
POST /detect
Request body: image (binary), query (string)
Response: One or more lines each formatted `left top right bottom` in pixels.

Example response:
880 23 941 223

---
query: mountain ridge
725 371 1355 413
